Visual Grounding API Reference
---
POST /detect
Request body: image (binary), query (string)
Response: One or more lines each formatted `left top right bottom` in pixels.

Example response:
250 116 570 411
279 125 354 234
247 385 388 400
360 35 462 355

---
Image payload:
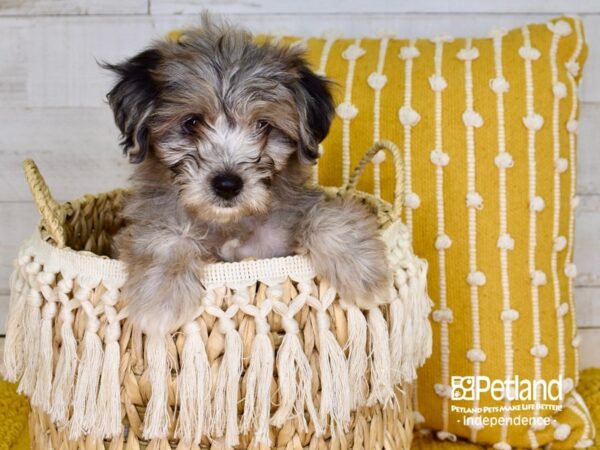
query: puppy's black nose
211 173 243 200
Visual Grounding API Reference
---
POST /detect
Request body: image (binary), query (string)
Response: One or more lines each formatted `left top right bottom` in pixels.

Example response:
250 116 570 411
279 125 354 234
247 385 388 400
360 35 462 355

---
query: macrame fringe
367 308 394 407
18 283 43 397
346 306 369 409
3 262 28 382
31 278 58 411
271 327 322 436
210 320 242 447
389 296 405 384
176 321 211 446
95 322 123 439
143 334 171 440
241 328 273 446
68 318 104 440
315 294 351 435
50 305 78 425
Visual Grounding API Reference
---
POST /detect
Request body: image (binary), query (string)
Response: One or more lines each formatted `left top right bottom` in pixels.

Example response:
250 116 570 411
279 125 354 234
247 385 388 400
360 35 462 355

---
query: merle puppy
105 17 390 334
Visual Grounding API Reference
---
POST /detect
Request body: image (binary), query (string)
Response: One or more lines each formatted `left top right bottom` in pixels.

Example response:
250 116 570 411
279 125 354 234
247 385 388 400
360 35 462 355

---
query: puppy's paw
301 197 393 309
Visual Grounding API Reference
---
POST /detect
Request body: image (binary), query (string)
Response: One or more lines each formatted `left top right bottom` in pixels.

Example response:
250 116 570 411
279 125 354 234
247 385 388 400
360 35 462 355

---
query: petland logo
451 376 564 402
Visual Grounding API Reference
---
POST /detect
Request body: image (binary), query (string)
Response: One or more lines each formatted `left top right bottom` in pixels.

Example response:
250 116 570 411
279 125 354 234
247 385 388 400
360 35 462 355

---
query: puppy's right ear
102 48 161 163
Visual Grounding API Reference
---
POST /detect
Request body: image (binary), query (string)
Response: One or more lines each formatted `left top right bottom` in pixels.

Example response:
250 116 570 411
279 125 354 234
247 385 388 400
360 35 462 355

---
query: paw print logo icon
451 376 476 401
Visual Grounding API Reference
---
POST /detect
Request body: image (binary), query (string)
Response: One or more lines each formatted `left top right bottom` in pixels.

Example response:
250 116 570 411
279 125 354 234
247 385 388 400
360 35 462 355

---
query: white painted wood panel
0 0 147 16
1 14 600 107
579 329 600 369
150 0 600 15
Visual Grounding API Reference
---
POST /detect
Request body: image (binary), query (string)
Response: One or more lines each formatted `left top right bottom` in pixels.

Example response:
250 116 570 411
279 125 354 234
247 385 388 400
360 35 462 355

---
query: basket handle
23 159 67 248
341 140 404 218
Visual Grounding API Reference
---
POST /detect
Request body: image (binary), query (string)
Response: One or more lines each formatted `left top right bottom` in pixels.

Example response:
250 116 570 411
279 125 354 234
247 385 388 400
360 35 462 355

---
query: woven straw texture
3 142 433 449
261 15 594 449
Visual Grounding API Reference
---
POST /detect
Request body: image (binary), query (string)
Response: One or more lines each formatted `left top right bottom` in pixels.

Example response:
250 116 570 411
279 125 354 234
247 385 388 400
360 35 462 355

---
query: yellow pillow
292 16 593 449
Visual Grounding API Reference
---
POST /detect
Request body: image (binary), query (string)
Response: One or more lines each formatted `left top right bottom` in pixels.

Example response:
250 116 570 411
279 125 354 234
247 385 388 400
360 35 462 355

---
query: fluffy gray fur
105 16 391 334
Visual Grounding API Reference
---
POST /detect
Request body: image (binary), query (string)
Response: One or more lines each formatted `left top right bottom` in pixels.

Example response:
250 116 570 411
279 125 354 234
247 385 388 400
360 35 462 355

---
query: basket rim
29 188 397 287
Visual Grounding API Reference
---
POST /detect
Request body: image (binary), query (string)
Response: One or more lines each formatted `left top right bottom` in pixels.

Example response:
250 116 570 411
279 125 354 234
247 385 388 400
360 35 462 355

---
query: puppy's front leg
299 198 392 308
117 224 206 335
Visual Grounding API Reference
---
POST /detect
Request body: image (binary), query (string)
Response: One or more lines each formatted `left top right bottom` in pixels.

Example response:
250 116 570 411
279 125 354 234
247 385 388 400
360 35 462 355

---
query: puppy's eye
181 115 202 134
255 120 271 132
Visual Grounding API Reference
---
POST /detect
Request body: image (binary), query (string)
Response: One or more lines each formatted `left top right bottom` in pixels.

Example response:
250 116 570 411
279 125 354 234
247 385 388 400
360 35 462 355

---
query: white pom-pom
398 106 421 126
463 110 484 128
519 46 541 60
497 234 515 250
434 384 452 398
371 150 386 165
429 74 447 92
530 196 545 212
548 20 572 37
399 46 420 60
566 61 580 77
430 149 450 167
501 309 519 322
490 77 510 93
523 113 544 131
553 82 567 99
554 236 567 252
488 27 508 39
436 431 457 441
571 196 580 209
575 439 594 448
565 263 577 278
531 270 547 286
495 153 514 169
530 344 549 358
557 302 569 317
567 119 579 133
368 72 387 90
342 44 366 60
457 47 480 61
553 423 572 441
467 271 486 286
466 191 483 209
555 158 568 173
493 442 512 450
432 308 453 323
413 411 425 424
435 233 452 250
467 349 486 362
405 192 421 209
572 333 581 348
467 418 484 431
562 377 574 394
336 102 358 120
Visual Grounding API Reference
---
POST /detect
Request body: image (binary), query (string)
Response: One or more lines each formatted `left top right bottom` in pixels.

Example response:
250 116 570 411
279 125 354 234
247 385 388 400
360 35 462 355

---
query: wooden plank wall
0 0 598 368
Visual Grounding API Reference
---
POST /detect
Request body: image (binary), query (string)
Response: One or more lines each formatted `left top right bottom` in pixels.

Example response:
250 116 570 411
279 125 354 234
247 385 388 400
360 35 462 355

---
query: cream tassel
241 304 274 446
50 281 78 425
68 304 104 440
210 315 243 447
367 308 394 407
389 295 405 384
175 320 211 445
312 288 350 435
31 274 58 412
271 293 322 436
346 305 368 409
142 334 171 440
95 305 123 440
3 259 29 382
18 267 43 397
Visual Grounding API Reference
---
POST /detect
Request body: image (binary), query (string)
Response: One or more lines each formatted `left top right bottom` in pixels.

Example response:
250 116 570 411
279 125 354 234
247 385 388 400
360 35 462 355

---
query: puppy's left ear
295 64 335 164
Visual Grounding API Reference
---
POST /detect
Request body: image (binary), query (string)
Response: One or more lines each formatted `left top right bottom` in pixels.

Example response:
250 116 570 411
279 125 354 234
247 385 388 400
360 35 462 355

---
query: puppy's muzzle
211 172 243 200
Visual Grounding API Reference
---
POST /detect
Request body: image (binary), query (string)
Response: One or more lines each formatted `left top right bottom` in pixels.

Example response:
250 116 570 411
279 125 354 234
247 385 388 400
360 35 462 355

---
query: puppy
105 17 391 335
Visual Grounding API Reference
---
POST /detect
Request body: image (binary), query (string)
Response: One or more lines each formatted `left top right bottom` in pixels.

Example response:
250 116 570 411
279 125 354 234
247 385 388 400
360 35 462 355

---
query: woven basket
4 140 432 450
